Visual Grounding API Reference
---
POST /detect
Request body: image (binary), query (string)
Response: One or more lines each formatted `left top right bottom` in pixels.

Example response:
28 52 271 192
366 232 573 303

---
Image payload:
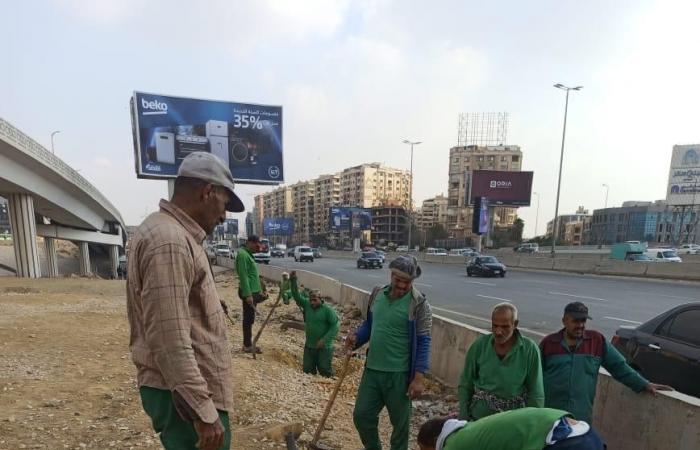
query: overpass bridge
0 118 125 278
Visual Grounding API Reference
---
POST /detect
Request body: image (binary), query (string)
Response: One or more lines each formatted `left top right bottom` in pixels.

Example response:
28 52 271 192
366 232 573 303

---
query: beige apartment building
252 194 265 237
340 163 412 209
290 180 315 244
447 145 523 238
419 194 448 230
313 173 341 239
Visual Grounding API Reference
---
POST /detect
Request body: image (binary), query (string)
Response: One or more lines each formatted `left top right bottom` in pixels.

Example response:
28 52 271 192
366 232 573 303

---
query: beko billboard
667 145 700 206
469 170 533 206
130 91 283 184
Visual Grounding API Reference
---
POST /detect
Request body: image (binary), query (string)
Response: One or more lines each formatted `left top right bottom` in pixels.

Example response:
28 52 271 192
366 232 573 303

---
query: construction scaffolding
457 112 509 147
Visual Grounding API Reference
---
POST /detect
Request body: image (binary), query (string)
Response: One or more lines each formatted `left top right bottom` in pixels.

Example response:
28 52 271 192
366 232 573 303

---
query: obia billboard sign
130 91 283 185
470 170 533 206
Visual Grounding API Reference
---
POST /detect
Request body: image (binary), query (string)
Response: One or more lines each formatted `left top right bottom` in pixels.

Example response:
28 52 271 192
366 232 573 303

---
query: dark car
466 256 507 277
271 248 285 257
357 252 383 269
612 302 700 398
287 248 295 257
312 248 323 258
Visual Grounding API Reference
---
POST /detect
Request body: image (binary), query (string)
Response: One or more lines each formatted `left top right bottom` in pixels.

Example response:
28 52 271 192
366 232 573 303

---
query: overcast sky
3 0 699 237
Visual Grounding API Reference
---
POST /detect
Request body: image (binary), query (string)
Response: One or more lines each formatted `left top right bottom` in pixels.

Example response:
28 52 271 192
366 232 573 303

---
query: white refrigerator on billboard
154 132 176 164
206 120 229 166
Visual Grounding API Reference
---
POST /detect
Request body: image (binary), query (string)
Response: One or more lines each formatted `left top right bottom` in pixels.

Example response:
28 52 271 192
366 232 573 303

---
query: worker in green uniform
289 271 339 377
347 255 432 450
417 407 604 450
458 302 544 420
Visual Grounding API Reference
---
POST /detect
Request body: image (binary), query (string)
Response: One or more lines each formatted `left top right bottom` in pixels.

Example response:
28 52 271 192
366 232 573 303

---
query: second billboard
470 170 533 206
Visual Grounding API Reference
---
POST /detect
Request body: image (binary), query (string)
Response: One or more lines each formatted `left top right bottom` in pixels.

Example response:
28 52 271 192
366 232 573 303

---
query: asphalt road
269 256 700 340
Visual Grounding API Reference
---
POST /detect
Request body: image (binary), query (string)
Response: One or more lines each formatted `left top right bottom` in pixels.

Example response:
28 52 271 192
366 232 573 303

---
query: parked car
375 250 386 263
271 248 285 257
645 248 682 263
396 245 409 252
254 238 271 264
294 246 314 262
214 243 232 258
426 247 448 256
357 252 383 269
311 248 323 258
514 243 539 253
466 256 507 277
678 244 700 255
612 302 700 398
462 250 480 258
287 248 296 257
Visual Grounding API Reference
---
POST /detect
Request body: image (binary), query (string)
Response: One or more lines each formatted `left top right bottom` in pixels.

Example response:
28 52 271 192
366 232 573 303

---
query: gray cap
177 152 245 212
389 255 422 280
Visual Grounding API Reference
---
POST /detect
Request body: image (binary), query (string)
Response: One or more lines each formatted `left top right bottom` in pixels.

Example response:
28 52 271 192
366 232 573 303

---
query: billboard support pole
167 180 175 200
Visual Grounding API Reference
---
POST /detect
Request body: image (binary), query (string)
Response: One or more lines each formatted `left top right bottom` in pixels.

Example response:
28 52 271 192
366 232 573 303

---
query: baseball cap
177 152 245 212
564 302 592 320
389 255 422 280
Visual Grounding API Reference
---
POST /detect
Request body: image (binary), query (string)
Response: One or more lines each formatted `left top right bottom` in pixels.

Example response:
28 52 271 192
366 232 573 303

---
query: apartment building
340 163 412 209
446 145 523 238
312 173 341 240
291 180 315 244
418 194 448 230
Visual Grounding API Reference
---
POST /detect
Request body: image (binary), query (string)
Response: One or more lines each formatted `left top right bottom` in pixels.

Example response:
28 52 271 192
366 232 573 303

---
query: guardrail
249 264 700 450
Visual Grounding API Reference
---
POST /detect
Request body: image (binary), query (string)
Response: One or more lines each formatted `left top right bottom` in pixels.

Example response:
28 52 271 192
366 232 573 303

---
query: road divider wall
251 268 700 450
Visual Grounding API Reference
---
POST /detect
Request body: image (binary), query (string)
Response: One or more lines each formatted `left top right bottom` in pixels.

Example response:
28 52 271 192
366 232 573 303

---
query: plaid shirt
127 199 233 423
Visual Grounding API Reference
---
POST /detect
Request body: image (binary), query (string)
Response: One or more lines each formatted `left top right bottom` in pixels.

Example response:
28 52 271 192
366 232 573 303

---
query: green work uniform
458 330 544 420
235 247 261 298
140 387 231 450
354 289 412 450
443 407 569 450
290 278 339 377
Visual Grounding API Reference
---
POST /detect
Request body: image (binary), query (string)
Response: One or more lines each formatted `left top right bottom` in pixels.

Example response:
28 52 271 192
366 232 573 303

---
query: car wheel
310 258 314 262
357 263 361 269
294 257 298 262
500 272 505 278
379 265 383 269
467 269 472 277
265 261 270 265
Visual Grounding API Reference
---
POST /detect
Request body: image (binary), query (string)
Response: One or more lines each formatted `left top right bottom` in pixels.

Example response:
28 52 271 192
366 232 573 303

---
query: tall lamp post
402 139 421 250
551 84 583 257
602 183 609 245
533 192 541 237
50 130 61 155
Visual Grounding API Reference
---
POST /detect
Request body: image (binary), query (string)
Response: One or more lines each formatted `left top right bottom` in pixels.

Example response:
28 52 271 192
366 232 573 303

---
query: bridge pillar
7 194 41 278
109 245 119 279
44 237 59 277
78 242 92 276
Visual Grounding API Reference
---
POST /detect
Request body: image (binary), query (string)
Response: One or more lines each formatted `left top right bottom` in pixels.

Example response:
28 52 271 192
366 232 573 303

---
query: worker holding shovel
346 255 433 450
289 271 339 377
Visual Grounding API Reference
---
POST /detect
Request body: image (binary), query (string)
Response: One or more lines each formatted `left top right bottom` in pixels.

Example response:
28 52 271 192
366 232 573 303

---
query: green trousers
139 387 231 450
303 346 334 377
352 369 411 450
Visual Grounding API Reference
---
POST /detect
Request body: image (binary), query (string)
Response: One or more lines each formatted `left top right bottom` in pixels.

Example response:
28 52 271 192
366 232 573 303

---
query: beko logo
489 180 512 188
141 98 168 115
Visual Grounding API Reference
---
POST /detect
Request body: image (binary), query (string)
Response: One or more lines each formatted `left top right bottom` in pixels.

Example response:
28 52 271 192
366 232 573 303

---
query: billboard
667 145 700 206
130 91 283 184
263 217 294 236
469 170 533 206
472 197 490 235
224 218 239 235
329 207 372 231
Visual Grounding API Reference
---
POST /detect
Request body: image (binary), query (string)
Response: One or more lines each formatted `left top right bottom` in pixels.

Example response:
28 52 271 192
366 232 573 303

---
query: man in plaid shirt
127 152 244 450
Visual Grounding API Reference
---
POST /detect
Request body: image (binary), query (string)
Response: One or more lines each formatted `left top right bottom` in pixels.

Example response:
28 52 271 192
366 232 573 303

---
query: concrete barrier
518 257 555 270
646 262 700 281
553 258 598 273
283 272 700 450
595 260 649 277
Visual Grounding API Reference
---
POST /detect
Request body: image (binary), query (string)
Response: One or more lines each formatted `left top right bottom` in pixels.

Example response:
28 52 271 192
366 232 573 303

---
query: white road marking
464 280 497 286
477 294 513 303
415 282 433 288
633 292 697 301
548 291 608 302
432 306 547 337
603 316 642 325
365 274 381 279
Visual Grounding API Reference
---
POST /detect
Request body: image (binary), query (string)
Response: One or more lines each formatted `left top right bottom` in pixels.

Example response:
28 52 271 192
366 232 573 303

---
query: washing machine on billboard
154 132 176 164
175 135 209 162
206 120 230 166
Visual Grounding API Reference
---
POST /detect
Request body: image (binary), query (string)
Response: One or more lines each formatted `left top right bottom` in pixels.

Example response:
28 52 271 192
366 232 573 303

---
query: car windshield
479 257 498 264
299 247 311 252
662 251 678 258
362 252 377 258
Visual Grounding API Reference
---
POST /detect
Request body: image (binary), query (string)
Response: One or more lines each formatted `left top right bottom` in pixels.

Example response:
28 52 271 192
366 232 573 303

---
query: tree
426 224 448 247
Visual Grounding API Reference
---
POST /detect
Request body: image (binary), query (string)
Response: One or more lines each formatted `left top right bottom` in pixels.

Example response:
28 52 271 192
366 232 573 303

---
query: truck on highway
610 242 647 261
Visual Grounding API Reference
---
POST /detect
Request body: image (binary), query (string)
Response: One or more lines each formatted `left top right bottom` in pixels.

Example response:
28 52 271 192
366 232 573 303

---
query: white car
678 244 700 255
214 243 232 258
294 246 314 262
645 248 682 263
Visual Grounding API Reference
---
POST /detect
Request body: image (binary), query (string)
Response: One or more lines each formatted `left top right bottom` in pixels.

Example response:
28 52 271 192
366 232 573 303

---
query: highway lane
269 256 700 339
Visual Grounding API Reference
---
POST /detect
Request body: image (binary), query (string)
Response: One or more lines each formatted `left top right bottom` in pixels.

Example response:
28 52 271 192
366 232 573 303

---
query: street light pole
402 139 422 250
602 183 609 245
551 84 582 257
533 192 540 237
50 130 61 155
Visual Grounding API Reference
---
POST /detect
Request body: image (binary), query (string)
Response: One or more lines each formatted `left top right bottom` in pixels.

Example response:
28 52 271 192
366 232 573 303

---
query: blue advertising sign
224 218 239 235
329 207 372 231
263 217 294 236
472 197 490 235
130 91 283 184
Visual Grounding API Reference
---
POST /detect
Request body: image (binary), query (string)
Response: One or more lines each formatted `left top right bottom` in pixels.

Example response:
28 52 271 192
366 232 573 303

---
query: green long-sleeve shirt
443 407 570 450
458 331 544 420
290 278 339 349
235 247 261 298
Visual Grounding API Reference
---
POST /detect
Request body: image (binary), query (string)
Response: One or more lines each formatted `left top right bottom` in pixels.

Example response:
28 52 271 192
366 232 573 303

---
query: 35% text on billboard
233 114 265 129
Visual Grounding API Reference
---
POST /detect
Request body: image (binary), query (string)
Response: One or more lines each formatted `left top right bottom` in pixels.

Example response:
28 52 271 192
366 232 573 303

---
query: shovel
308 351 353 450
251 276 290 359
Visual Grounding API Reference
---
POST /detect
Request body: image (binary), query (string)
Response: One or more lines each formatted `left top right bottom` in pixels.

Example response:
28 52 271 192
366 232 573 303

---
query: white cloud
54 0 139 24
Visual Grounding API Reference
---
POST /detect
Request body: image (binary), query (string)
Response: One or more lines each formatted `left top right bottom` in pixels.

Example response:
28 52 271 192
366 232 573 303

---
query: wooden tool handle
251 292 282 359
311 352 353 444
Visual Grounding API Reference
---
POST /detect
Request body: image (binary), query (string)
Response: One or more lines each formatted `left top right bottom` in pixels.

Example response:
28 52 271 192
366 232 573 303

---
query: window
667 309 700 346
